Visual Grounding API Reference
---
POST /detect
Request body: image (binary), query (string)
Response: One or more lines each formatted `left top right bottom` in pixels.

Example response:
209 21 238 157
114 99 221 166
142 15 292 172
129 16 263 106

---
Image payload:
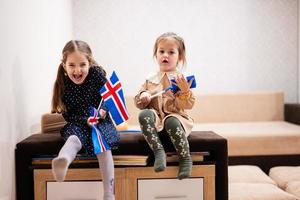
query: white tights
97 150 115 200
52 135 82 182
52 135 115 200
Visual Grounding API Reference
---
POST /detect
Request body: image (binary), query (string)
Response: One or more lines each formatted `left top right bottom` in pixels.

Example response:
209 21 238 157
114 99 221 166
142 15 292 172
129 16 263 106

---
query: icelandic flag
99 71 129 125
170 75 197 93
89 106 110 155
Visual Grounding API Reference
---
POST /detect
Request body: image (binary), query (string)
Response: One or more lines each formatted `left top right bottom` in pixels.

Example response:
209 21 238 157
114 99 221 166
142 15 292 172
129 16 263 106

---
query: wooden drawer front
47 181 103 200
138 178 204 200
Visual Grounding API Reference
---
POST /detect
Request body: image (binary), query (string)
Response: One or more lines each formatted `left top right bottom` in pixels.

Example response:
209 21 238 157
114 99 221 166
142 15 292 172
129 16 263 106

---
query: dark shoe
178 156 192 180
154 149 166 172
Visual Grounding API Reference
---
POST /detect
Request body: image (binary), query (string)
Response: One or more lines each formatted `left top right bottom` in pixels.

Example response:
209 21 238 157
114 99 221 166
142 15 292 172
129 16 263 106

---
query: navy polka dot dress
60 66 120 156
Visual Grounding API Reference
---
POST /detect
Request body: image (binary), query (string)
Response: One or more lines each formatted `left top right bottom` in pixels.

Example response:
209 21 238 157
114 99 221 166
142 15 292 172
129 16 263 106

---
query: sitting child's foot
52 157 68 182
178 156 192 180
154 149 166 172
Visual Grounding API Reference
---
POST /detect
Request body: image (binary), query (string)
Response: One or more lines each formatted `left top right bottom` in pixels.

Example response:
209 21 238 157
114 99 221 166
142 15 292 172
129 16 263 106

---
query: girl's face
156 39 180 72
64 51 90 85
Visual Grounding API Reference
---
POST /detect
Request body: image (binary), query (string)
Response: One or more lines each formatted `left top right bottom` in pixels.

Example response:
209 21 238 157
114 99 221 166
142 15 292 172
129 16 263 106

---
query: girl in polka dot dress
51 40 119 200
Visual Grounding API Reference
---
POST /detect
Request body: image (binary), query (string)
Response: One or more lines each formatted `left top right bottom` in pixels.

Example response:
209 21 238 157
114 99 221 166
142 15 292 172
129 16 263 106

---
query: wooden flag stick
150 90 165 99
97 98 104 112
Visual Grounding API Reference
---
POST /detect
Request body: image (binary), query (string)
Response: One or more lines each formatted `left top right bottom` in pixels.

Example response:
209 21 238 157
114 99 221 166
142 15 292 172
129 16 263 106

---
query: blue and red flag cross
90 71 129 155
90 107 110 154
99 71 129 125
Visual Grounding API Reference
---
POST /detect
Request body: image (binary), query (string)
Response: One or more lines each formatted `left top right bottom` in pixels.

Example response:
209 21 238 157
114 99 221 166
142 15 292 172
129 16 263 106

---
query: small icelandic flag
170 75 196 93
89 107 110 155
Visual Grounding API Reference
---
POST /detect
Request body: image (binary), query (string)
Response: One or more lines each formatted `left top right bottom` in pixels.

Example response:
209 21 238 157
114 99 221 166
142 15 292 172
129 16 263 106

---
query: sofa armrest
284 103 300 125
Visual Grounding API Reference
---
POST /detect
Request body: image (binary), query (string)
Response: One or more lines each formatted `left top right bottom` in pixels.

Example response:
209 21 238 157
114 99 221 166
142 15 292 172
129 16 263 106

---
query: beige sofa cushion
191 91 284 123
194 121 300 156
41 113 66 134
269 166 300 189
229 164 299 200
125 96 139 125
126 91 284 124
286 181 300 199
229 165 276 185
229 183 298 200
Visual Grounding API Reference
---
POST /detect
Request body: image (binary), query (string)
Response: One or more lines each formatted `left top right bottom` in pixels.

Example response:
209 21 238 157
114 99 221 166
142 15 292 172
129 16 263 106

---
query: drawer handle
154 195 187 199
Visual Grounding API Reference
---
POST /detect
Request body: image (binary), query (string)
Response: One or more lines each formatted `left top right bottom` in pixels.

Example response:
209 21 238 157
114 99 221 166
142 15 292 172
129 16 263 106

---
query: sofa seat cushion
269 166 300 189
229 183 298 200
286 181 300 198
194 121 300 156
229 165 276 185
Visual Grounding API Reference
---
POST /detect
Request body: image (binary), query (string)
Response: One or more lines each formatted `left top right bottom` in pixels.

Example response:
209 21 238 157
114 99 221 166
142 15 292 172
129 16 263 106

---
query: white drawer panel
47 181 103 200
138 178 204 200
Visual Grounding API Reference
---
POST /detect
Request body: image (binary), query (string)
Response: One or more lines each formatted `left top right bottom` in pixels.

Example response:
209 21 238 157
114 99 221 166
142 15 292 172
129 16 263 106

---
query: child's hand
87 109 106 127
139 92 151 104
87 116 99 127
174 74 193 93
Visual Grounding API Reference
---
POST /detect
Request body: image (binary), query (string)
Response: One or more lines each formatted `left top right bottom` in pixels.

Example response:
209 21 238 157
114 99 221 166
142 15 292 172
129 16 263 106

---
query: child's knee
68 135 82 146
138 109 155 124
164 116 182 131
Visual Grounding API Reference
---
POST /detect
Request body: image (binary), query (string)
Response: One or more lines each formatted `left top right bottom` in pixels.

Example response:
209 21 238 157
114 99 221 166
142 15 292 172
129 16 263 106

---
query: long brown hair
153 32 186 67
51 40 105 113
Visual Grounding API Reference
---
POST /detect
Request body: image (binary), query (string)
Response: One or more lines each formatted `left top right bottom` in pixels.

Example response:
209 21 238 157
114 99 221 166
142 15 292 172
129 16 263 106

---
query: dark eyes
68 63 87 67
159 50 175 54
80 63 87 67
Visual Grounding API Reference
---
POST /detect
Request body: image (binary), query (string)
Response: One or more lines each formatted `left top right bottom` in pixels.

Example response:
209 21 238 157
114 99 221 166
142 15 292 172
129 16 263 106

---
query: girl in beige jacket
134 32 195 179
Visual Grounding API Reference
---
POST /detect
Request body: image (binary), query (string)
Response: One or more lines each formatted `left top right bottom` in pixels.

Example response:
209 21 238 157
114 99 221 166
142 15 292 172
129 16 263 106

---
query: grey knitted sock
178 156 192 180
165 117 192 179
153 149 167 172
139 109 166 172
52 135 82 182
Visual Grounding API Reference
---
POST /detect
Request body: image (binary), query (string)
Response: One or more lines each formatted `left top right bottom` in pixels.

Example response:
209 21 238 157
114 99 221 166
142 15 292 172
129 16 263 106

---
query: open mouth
162 59 168 63
73 74 83 82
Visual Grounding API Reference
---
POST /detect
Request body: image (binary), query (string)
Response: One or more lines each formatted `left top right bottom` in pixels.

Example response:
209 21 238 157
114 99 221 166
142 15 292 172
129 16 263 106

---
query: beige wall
0 1 72 199
73 0 298 103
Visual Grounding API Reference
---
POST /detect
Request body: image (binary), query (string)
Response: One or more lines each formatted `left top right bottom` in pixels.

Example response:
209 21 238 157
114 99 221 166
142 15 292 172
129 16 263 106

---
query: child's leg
138 109 166 172
97 150 115 200
164 117 192 180
52 135 82 182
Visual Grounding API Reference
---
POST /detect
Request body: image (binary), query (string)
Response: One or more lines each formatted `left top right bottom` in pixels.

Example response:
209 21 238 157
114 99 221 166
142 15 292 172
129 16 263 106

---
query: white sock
52 135 82 182
97 150 115 200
